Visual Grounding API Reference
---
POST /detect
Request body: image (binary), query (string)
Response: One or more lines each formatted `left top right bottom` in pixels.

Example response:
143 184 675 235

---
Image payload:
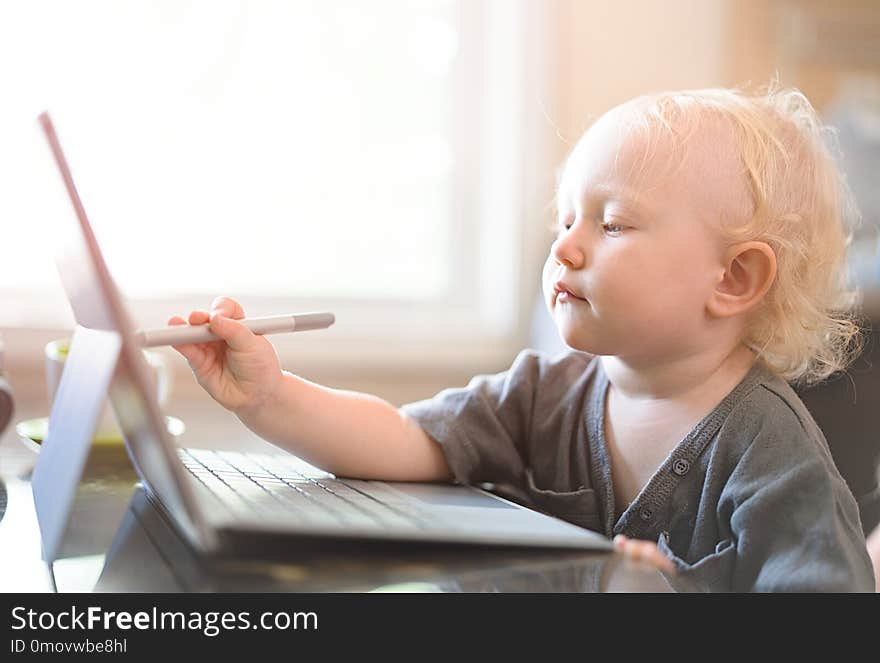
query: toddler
169 84 875 592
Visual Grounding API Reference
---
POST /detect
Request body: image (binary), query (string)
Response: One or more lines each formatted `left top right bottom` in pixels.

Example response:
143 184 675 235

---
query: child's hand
613 534 677 574
168 296 282 416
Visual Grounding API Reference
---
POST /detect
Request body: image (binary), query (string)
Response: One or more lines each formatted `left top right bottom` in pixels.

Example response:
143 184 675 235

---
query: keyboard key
180 448 434 530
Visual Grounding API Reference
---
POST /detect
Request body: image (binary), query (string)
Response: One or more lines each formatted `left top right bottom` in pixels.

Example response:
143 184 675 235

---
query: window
0 0 543 368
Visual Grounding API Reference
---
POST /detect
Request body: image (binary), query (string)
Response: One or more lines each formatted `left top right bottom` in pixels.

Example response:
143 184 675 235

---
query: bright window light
0 0 529 357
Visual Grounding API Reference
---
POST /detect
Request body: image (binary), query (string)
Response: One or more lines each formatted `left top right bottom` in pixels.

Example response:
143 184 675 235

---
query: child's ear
706 241 777 319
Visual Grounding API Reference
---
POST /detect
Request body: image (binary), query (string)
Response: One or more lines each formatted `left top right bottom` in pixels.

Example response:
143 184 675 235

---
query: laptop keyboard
177 448 433 530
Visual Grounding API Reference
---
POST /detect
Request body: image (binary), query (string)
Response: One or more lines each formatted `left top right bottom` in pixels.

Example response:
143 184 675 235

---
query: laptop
37 111 612 556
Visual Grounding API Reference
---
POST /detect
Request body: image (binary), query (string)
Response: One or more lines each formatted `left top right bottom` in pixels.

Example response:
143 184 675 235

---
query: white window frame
1 0 558 376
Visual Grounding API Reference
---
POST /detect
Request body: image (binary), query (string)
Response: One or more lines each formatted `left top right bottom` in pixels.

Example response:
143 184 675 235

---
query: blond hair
621 81 867 388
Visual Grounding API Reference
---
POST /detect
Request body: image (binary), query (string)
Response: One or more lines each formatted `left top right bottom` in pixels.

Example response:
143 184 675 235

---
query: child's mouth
553 281 586 302
557 291 584 303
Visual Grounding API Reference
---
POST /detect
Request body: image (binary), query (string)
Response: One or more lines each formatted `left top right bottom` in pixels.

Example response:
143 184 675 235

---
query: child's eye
601 222 625 235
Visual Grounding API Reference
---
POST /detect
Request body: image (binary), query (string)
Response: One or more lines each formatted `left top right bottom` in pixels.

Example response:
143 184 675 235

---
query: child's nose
551 231 586 270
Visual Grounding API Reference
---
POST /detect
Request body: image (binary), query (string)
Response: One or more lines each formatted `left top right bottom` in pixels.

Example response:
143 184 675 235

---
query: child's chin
558 330 593 353
555 322 607 353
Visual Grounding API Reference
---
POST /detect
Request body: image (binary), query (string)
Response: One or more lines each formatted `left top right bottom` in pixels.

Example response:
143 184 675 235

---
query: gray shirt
401 350 875 592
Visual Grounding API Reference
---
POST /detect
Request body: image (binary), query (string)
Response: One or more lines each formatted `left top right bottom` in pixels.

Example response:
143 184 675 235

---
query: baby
169 84 875 592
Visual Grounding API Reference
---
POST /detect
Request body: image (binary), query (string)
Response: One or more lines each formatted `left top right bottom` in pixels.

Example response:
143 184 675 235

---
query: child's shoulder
506 348 600 391
728 363 818 433
719 361 835 470
510 347 598 374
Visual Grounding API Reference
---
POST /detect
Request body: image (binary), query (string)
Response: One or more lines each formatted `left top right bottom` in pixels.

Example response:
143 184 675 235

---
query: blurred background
1 0 879 410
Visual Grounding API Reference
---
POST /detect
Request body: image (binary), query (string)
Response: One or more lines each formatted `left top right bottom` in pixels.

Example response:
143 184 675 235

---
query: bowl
16 416 186 454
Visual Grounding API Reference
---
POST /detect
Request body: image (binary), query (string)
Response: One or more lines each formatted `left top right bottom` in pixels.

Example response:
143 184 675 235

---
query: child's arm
238 372 454 481
168 297 453 482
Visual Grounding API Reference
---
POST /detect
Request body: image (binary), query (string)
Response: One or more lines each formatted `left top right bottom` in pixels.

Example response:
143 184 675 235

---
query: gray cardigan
401 350 875 592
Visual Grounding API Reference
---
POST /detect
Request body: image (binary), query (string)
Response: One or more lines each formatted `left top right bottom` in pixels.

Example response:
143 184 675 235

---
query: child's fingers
616 536 647 563
643 545 675 573
188 309 211 326
210 296 246 320
167 315 206 364
208 312 256 352
613 535 675 574
207 297 253 350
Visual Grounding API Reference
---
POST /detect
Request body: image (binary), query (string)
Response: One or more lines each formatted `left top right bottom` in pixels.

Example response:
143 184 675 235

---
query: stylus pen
134 312 335 347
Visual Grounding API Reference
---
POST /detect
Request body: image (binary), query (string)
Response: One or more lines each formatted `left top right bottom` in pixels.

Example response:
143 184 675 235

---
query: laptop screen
39 112 210 549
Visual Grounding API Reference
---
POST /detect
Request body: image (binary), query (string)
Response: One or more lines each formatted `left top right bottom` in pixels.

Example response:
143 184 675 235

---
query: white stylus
134 312 335 347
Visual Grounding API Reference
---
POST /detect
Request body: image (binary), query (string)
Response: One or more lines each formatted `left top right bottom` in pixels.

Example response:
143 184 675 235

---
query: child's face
542 103 746 361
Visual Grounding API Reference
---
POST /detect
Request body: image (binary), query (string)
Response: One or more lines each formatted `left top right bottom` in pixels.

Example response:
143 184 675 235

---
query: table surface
0 380 675 593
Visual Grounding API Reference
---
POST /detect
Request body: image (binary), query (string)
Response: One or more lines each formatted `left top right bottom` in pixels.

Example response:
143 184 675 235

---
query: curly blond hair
619 81 867 388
